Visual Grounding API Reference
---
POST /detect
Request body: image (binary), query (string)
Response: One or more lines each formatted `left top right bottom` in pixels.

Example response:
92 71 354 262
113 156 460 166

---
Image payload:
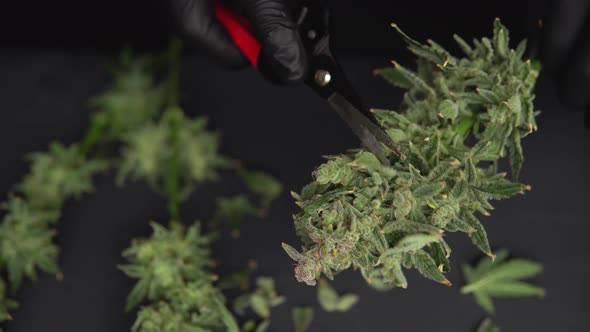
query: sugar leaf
438 100 459 119
412 250 451 285
374 67 412 89
461 250 544 313
378 233 440 264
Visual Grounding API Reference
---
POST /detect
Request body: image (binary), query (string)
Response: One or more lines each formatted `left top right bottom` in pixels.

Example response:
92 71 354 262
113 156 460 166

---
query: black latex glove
171 0 307 84
539 0 590 127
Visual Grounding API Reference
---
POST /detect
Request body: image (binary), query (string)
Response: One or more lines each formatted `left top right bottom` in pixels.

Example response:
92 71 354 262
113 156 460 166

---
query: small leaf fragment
477 317 500 332
292 306 314 332
240 170 283 207
317 279 359 312
336 294 360 311
255 319 271 332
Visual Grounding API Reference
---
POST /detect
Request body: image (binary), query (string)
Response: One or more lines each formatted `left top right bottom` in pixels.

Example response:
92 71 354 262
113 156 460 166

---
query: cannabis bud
283 19 539 289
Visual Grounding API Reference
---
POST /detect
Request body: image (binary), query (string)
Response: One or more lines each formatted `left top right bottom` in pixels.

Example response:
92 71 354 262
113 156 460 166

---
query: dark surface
0 51 588 331
0 0 544 55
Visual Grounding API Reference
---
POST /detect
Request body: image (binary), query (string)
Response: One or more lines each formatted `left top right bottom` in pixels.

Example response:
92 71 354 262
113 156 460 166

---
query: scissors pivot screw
314 69 331 87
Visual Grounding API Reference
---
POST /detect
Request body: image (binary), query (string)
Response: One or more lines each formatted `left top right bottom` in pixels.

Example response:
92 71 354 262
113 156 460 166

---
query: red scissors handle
213 0 262 67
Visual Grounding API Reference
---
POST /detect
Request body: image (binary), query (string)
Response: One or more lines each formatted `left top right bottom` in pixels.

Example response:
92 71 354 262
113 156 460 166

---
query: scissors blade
327 92 400 165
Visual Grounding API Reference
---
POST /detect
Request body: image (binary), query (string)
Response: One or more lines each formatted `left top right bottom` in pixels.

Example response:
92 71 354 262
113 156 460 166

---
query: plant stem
165 109 181 225
78 112 107 157
166 37 181 108
164 38 182 226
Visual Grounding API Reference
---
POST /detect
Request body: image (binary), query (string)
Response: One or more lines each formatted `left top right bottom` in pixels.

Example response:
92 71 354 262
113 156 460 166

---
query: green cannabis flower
20 143 106 209
0 42 285 328
0 141 103 317
0 63 129 321
113 45 284 331
132 282 239 332
91 53 166 139
122 222 241 332
121 222 214 310
118 107 228 194
0 197 59 290
283 19 539 289
0 47 228 326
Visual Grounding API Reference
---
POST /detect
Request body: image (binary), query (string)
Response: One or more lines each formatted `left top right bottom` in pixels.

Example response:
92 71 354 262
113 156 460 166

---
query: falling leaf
461 250 544 313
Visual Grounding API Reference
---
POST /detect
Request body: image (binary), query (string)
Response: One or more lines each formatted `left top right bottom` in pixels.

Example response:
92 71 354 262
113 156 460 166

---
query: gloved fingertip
258 28 308 84
170 0 249 69
191 21 251 69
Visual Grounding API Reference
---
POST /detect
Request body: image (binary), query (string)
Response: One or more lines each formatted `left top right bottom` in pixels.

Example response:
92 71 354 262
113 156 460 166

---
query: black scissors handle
297 1 365 116
297 1 401 162
215 0 401 163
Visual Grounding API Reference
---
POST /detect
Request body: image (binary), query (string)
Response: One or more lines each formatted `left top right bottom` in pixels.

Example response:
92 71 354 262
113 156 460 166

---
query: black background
0 0 544 55
1 0 589 331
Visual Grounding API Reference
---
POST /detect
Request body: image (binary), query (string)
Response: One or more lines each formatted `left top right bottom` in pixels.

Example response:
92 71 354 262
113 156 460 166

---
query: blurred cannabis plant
0 41 283 331
283 19 539 289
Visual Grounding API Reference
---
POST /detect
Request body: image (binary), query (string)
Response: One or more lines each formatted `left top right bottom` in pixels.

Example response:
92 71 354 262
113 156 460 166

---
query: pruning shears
214 0 400 165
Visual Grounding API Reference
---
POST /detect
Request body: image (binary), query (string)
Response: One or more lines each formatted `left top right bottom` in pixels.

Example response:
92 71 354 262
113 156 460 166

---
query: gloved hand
538 0 590 127
171 0 307 84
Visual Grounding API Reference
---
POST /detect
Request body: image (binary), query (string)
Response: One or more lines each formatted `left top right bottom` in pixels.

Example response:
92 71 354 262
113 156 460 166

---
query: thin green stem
165 110 181 225
78 113 107 157
164 38 183 226
166 37 182 108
